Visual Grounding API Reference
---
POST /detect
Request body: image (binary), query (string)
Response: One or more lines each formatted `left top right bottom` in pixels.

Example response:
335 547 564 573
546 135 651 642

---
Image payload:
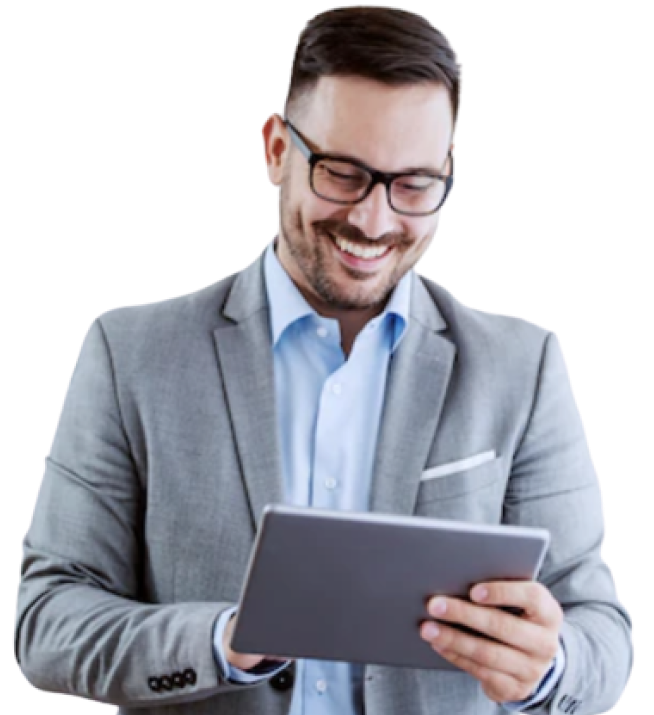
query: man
15 6 632 715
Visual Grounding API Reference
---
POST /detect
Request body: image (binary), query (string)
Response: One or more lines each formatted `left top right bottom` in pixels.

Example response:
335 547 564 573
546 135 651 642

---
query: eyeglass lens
312 158 446 215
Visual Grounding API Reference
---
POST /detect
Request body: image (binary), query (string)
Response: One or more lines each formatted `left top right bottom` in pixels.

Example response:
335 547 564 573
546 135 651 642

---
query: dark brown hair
285 6 462 128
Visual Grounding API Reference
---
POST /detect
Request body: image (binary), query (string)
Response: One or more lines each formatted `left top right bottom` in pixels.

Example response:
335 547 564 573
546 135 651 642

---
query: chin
318 278 393 311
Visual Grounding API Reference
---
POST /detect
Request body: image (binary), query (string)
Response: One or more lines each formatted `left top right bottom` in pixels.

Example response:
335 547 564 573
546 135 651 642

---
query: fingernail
423 622 440 640
473 586 488 602
429 597 447 616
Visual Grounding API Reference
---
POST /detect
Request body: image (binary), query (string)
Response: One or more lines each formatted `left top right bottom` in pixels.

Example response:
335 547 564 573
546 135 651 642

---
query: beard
278 183 425 311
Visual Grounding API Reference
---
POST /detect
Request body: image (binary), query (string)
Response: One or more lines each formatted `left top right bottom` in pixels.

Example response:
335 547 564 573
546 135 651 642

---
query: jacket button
270 669 294 692
160 675 173 691
172 671 185 688
183 668 197 685
148 677 162 692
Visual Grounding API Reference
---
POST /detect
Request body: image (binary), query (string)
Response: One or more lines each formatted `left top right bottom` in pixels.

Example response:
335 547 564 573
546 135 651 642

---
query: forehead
298 76 453 171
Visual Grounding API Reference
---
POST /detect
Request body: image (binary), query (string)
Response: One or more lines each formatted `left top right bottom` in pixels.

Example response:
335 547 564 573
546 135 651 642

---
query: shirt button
316 679 328 693
332 383 342 395
316 326 328 338
325 477 337 490
368 321 377 331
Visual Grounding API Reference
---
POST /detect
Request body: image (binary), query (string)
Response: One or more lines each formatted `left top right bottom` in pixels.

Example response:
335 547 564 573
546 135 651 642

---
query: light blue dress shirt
213 239 565 713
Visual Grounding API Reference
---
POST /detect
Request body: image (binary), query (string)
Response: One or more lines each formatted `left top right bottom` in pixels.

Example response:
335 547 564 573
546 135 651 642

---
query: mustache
313 219 413 249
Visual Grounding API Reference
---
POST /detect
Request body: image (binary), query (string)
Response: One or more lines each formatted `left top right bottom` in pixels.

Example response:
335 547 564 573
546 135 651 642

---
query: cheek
411 218 439 252
400 222 435 255
418 214 441 243
309 202 353 234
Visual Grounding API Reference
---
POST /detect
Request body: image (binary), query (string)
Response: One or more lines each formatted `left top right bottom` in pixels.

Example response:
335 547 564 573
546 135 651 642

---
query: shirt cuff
212 605 291 684
502 640 566 711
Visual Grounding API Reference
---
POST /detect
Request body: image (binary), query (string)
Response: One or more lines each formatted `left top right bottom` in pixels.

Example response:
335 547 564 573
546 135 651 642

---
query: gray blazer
15 250 632 715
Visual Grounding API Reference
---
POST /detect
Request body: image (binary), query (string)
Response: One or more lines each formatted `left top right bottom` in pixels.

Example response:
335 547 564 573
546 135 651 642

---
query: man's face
264 76 454 315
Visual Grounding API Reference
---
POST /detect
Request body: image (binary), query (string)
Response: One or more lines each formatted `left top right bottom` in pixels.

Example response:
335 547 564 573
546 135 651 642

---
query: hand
223 613 290 672
420 581 563 703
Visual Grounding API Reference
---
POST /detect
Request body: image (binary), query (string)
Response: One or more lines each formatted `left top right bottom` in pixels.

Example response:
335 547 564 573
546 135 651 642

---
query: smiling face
263 75 454 318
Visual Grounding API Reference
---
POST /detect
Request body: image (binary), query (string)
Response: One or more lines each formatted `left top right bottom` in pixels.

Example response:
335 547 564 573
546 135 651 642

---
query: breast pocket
415 452 505 524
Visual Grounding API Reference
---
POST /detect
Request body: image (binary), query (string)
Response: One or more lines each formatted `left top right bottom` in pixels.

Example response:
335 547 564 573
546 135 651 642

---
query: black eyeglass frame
284 118 454 217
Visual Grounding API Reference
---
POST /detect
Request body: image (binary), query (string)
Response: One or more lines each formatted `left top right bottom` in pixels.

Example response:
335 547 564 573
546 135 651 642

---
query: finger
436 648 539 704
470 581 563 628
427 596 556 658
421 620 550 686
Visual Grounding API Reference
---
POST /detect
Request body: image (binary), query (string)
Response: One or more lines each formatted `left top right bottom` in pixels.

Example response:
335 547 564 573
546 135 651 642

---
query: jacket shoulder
77 272 245 380
94 271 239 333
418 274 552 353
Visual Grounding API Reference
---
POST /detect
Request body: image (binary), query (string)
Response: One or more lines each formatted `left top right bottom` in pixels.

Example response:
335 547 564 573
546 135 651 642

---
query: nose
345 182 399 240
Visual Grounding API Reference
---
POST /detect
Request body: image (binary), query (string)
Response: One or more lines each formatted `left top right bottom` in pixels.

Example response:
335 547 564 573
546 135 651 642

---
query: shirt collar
264 238 412 351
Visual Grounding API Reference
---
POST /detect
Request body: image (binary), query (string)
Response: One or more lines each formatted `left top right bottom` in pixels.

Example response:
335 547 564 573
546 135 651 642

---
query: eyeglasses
284 119 454 217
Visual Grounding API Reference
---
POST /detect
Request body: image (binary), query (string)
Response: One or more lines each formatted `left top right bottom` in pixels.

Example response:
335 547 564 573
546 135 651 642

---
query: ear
263 114 290 186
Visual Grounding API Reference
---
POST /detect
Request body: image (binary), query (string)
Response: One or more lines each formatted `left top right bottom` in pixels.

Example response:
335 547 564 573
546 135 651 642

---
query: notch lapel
369 276 456 516
213 253 284 530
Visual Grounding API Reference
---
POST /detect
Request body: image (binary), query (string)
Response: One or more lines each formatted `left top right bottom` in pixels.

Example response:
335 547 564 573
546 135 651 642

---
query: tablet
230 504 550 670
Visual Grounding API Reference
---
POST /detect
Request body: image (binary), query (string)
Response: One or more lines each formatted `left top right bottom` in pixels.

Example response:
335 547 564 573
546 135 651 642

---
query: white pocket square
421 449 497 481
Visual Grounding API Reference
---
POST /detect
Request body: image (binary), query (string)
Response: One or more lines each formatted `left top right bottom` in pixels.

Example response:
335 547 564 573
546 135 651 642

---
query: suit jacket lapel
369 275 456 516
213 252 284 530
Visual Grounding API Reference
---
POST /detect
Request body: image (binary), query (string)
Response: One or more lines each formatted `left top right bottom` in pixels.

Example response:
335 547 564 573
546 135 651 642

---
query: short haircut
284 6 462 128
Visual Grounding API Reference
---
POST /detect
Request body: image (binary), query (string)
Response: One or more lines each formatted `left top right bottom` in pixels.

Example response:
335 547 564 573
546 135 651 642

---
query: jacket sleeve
14 319 260 708
503 332 633 715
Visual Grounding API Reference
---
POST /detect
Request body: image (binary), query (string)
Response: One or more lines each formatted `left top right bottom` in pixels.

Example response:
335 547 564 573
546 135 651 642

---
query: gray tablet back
231 504 549 670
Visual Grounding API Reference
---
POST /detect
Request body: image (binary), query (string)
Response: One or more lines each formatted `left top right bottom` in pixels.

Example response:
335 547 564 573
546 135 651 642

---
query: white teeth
334 236 390 259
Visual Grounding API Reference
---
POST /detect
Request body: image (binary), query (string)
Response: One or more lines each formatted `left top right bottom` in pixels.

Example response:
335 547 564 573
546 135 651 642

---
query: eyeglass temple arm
284 119 312 161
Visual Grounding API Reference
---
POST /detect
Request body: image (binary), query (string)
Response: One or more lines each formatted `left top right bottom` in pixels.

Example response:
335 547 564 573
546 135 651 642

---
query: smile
331 235 392 260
